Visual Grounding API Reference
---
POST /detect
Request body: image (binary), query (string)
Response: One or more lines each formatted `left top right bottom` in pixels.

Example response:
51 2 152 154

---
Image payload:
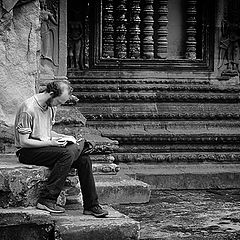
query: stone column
57 0 67 79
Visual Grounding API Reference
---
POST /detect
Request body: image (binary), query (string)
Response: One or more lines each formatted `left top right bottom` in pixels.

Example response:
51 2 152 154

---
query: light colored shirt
14 95 56 148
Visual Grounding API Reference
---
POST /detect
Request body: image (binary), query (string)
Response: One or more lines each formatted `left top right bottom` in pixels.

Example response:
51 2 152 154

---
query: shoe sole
83 210 108 218
36 203 65 213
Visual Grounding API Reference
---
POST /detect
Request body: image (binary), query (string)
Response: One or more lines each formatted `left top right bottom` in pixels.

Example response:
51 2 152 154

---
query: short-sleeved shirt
14 95 56 148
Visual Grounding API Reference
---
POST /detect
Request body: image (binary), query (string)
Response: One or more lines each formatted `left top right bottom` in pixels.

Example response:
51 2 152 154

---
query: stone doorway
67 0 214 72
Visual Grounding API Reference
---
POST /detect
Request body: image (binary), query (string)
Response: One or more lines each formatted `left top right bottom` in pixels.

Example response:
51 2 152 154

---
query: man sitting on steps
14 80 108 217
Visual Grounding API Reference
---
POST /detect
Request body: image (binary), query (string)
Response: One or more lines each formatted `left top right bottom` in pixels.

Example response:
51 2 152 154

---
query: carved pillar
129 0 141 59
115 0 127 58
84 3 90 68
58 0 67 78
102 0 114 58
185 0 197 59
156 0 168 59
142 0 154 59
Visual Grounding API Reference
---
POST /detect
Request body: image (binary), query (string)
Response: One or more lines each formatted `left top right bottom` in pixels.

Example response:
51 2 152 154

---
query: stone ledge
120 163 240 190
54 206 140 240
0 206 140 240
0 155 150 208
95 174 151 204
0 207 53 226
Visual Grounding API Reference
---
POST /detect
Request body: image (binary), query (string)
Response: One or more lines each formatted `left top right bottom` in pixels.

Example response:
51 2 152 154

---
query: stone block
53 206 140 240
0 158 49 207
0 208 54 240
121 163 240 190
95 174 151 204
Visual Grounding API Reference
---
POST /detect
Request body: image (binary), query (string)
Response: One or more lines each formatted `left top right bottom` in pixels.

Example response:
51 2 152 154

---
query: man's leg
19 147 74 213
67 143 108 217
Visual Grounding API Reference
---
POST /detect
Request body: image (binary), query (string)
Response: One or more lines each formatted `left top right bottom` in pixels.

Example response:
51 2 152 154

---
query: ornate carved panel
115 0 127 58
40 0 59 76
128 0 141 59
102 0 114 58
156 0 168 59
185 0 197 59
67 0 214 70
218 0 240 78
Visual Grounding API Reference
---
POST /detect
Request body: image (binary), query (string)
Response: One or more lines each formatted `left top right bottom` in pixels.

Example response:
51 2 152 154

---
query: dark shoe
83 205 108 218
36 200 65 213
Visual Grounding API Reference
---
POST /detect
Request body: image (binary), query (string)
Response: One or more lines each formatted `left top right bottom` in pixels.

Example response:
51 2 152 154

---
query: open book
53 136 83 144
53 136 94 154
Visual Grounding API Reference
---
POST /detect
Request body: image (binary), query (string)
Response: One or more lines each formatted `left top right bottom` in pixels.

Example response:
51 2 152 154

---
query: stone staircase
68 70 240 164
0 126 150 239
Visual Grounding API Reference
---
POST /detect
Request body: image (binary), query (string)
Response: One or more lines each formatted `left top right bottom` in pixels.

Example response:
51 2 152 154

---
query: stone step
0 208 54 240
120 163 240 190
57 101 240 122
95 174 151 204
72 91 240 103
0 206 140 240
114 151 240 163
0 155 150 207
53 206 140 240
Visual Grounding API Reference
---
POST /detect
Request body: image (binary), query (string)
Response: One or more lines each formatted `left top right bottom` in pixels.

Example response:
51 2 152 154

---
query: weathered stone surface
53 206 140 240
113 189 240 239
0 122 14 153
92 163 120 175
121 163 240 190
95 174 151 204
0 157 50 207
0 206 140 240
0 0 40 125
0 208 54 240
0 155 149 207
0 207 53 226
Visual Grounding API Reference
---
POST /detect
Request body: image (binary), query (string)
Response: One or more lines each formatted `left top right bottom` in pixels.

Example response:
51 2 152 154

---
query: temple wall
0 0 40 125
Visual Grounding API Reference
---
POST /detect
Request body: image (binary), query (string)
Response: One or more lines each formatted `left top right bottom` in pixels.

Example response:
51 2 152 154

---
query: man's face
48 88 71 107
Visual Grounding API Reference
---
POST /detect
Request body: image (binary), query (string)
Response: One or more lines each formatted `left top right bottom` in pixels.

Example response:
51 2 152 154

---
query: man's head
45 81 73 107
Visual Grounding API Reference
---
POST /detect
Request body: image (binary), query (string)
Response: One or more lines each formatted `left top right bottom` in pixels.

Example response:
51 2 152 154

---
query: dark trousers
18 142 99 209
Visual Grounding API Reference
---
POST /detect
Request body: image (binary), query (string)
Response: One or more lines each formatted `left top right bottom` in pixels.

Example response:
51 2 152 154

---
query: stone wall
0 0 40 126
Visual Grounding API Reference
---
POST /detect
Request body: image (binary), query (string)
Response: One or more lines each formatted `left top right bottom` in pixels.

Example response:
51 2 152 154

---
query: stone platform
0 206 140 240
113 189 240 240
0 155 150 208
120 162 240 190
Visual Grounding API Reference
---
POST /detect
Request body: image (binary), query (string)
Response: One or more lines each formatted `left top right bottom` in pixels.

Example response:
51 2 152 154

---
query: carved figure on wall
40 0 58 66
218 1 240 77
68 21 84 69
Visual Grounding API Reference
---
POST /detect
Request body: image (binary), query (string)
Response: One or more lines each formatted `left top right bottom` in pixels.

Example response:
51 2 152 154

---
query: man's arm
19 133 64 148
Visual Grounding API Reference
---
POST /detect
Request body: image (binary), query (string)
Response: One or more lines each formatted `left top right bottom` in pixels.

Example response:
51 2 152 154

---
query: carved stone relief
67 1 88 70
39 0 59 77
218 0 240 78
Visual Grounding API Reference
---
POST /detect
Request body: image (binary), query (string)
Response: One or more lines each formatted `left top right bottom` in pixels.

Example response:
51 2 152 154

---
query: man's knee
59 150 75 166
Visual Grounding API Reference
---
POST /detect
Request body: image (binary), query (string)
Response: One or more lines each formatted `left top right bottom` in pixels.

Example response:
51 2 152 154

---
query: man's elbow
19 138 30 148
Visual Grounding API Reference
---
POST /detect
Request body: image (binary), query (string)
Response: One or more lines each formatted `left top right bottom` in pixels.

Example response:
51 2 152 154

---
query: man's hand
50 139 68 147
